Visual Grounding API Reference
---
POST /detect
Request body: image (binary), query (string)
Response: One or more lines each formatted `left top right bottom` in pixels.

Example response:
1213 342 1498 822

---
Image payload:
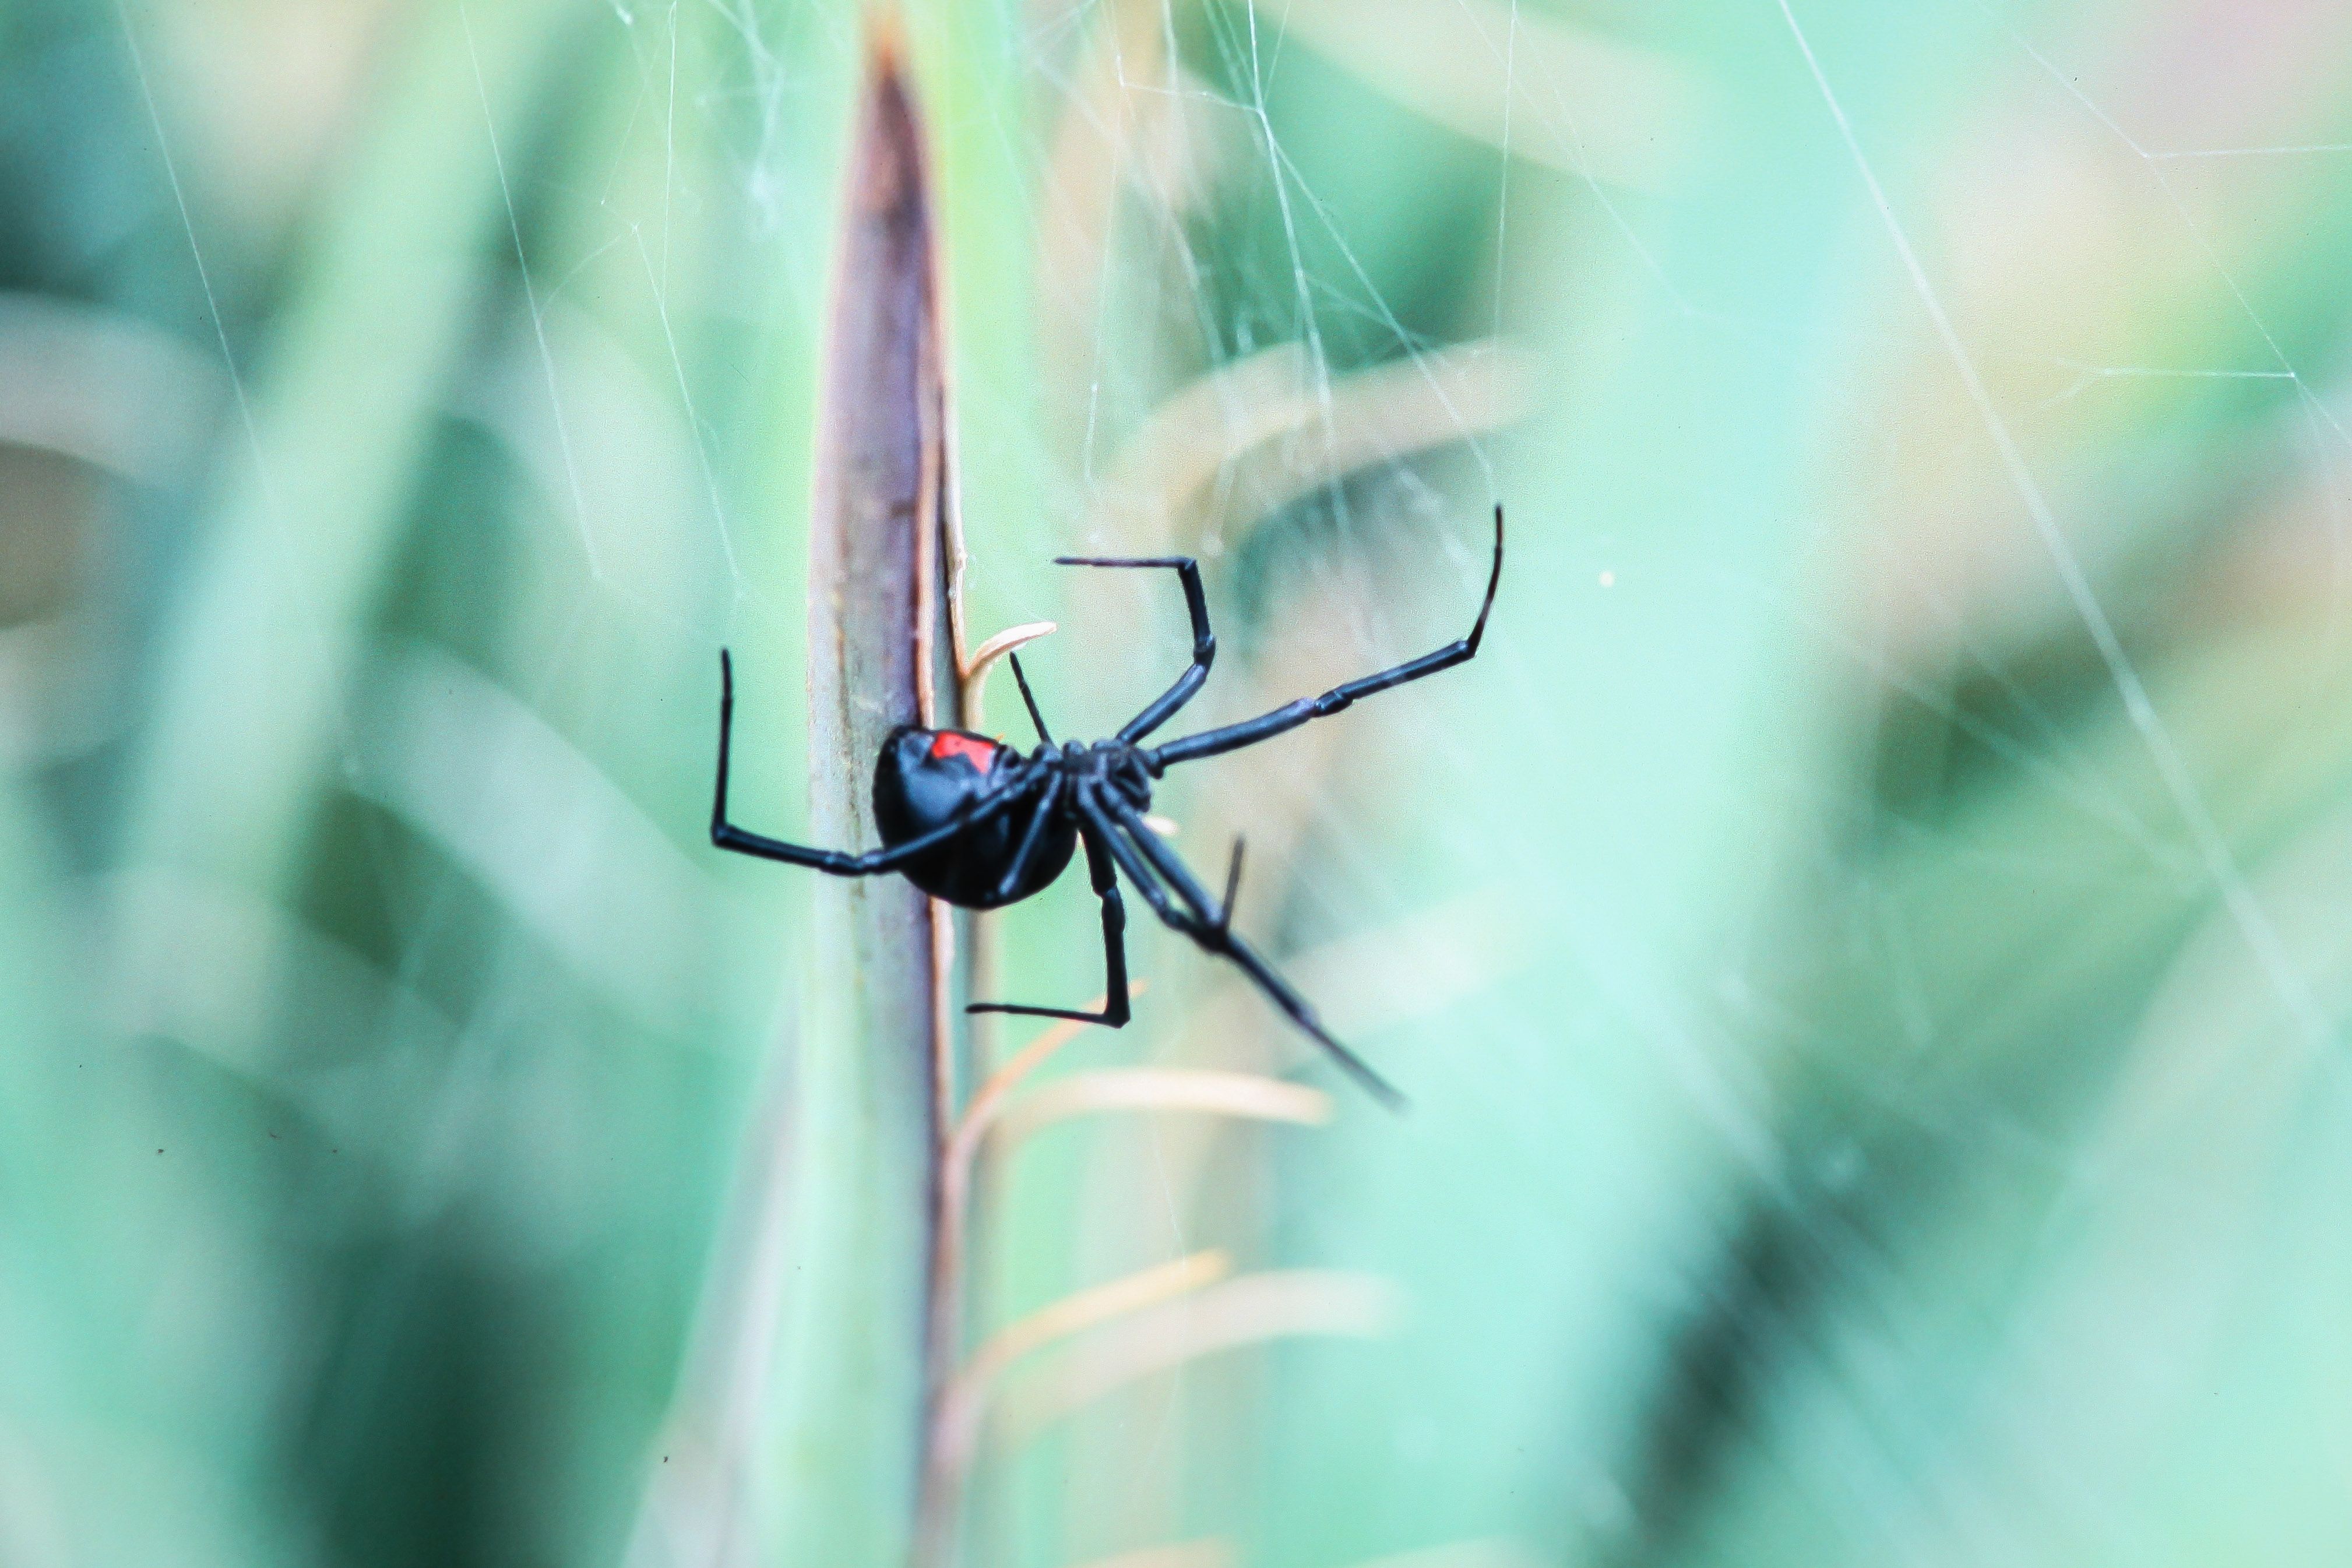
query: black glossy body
709 505 1506 1109
872 727 1078 908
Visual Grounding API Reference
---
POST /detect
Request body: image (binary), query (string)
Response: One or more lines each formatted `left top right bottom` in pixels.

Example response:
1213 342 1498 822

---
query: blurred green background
9 0 2352 1564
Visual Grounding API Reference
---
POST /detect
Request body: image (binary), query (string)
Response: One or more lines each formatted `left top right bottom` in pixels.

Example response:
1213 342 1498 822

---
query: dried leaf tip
862 2 909 72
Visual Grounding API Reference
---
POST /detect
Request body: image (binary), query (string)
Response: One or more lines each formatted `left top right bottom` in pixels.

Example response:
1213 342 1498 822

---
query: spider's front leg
1143 505 1504 771
967 822 1132 1027
1054 554 1215 742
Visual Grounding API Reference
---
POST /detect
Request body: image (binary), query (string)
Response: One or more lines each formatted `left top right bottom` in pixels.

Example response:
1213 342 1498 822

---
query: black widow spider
711 505 1504 1109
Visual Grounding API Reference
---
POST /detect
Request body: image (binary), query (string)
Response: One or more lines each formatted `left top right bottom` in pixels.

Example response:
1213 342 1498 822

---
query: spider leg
1083 792 1404 1110
986 773 1065 905
967 815 1132 1027
1054 554 1215 742
711 650 1022 873
1092 793 1216 919
1008 651 1054 745
1214 836 1245 934
1143 506 1502 772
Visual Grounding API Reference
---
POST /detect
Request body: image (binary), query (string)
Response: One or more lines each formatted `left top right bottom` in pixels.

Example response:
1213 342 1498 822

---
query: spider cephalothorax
712 506 1505 1108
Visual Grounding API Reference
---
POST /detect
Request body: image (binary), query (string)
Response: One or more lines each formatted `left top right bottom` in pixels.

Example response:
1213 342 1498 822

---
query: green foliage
9 1 2352 1565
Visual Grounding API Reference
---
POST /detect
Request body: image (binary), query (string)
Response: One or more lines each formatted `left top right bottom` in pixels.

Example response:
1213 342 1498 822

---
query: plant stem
771 25 967 1567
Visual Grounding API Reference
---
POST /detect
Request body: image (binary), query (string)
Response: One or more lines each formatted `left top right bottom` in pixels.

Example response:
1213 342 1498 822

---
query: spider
711 506 1505 1109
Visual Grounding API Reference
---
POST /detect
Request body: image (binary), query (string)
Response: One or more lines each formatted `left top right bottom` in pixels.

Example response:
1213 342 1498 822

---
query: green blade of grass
111 0 589 1005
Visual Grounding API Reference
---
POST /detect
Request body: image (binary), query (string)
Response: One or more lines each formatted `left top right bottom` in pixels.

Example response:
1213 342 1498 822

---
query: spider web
34 0 2352 1564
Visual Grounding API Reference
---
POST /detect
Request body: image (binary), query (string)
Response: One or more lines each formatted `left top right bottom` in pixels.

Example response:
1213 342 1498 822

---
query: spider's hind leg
967 822 1132 1028
1083 795 1404 1111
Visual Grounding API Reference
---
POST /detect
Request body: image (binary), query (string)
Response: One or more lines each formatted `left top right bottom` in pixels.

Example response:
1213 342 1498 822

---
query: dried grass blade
1337 1544 1551 1568
925 1250 1234 1530
998 1270 1403 1446
948 982 1151 1173
989 1069 1333 1153
920 988 1146 1564
1098 339 1530 554
962 620 1058 731
770 26 965 1566
1064 1543 1238 1568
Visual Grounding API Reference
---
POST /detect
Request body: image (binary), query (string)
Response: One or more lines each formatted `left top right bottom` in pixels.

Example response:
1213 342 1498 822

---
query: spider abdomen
872 726 1075 909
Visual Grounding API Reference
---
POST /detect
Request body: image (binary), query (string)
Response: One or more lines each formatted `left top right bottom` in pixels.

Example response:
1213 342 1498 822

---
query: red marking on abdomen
929 732 999 769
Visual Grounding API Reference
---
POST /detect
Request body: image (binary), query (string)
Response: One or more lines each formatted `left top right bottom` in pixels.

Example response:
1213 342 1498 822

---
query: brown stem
783 21 971 1566
812 26 982 1567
